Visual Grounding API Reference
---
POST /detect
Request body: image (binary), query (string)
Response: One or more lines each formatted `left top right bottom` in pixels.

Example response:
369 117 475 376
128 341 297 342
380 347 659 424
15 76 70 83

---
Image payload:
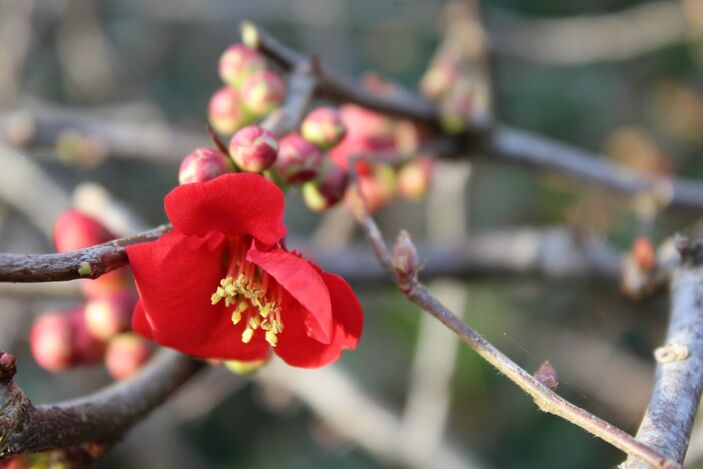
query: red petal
247 246 332 344
274 272 363 368
131 300 155 340
164 173 286 246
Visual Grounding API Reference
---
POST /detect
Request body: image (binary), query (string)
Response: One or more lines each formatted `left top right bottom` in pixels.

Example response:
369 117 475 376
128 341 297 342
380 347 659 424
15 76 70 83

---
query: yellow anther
242 327 254 343
211 293 222 305
249 316 260 330
260 319 272 331
231 309 242 325
265 331 278 347
260 303 272 318
237 301 249 313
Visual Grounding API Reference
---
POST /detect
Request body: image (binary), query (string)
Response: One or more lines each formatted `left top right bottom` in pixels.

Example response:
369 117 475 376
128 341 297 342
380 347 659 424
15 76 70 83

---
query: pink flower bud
398 156 433 200
85 291 137 340
632 237 656 272
345 164 397 214
208 86 249 136
80 267 132 300
178 148 233 185
274 133 323 183
30 312 74 372
53 209 113 253
393 230 420 284
534 361 559 391
0 352 17 380
105 333 152 380
301 107 346 150
240 70 285 118
218 44 266 88
229 125 278 172
302 162 349 212
69 307 106 365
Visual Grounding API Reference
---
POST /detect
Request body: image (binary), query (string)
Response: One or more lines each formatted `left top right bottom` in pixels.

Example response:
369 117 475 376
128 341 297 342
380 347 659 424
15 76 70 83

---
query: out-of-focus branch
0 349 204 457
246 23 702 211
489 1 693 65
624 239 703 468
348 161 679 468
0 224 170 283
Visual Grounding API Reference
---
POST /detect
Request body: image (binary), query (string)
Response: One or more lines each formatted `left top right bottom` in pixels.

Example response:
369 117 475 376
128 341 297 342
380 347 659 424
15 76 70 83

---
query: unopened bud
218 43 266 88
241 70 285 118
534 361 559 391
69 307 106 365
301 107 346 150
229 125 278 172
85 291 137 340
302 162 349 212
105 333 152 380
30 311 74 372
632 237 656 272
208 86 249 136
53 209 113 253
274 133 323 183
345 165 397 214
0 352 17 380
179 148 233 185
80 267 132 300
393 230 420 283
440 82 474 134
224 358 268 375
398 156 433 200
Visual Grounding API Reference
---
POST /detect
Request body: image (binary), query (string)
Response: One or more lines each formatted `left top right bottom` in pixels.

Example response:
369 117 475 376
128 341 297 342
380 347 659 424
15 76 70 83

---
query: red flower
126 174 362 368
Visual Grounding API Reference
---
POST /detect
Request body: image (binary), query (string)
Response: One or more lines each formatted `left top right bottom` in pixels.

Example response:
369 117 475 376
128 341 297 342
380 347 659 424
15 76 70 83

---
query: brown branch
246 23 702 211
348 158 679 468
0 224 170 283
624 239 703 468
0 349 204 457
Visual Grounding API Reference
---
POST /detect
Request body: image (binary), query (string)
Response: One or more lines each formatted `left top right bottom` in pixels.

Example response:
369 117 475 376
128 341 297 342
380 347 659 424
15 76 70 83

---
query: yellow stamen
265 331 278 347
231 309 242 325
242 327 254 343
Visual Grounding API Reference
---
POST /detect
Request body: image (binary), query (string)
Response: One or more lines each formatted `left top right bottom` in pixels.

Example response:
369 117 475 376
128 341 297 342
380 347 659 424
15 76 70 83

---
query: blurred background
0 0 701 468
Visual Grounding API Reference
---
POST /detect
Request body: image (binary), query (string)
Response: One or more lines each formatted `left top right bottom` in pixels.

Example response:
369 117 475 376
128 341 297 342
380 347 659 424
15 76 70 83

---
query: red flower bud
105 333 152 380
0 352 17 380
339 104 395 143
80 268 132 300
398 156 433 200
53 209 113 253
302 162 349 211
85 291 137 340
301 107 346 150
274 133 323 183
69 307 106 365
208 86 249 136
534 361 559 391
229 125 278 172
632 237 656 272
345 165 397 214
218 44 266 88
30 312 74 372
393 230 420 284
240 70 285 118
179 148 233 185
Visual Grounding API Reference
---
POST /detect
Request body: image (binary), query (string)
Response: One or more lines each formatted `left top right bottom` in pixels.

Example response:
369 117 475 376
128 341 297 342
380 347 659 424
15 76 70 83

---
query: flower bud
274 133 323 183
302 162 349 212
178 148 233 185
534 361 559 391
301 107 346 150
0 352 17 380
393 230 420 283
240 70 285 118
398 156 433 200
345 164 397 214
229 125 278 172
30 311 74 372
208 86 248 136
80 268 132 300
218 44 266 88
69 307 106 365
53 209 113 253
419 57 458 101
224 358 268 375
85 291 137 340
632 237 656 272
105 333 152 380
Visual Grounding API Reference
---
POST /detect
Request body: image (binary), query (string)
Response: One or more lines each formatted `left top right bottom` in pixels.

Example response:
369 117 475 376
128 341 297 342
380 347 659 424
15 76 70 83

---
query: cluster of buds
30 210 152 379
208 43 285 136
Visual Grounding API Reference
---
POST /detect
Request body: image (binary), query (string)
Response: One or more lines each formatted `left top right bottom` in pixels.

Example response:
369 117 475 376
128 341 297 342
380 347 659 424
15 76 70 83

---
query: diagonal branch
347 157 680 469
245 22 702 211
0 349 204 457
623 239 703 468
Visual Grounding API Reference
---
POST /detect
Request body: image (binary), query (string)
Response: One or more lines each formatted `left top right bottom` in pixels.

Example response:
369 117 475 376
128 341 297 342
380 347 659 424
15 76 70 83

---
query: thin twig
246 23 702 211
0 349 204 457
348 159 680 469
623 239 703 468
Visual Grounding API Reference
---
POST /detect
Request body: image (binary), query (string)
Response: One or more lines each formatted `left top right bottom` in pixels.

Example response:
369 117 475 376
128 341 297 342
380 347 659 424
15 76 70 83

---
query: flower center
210 240 284 347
